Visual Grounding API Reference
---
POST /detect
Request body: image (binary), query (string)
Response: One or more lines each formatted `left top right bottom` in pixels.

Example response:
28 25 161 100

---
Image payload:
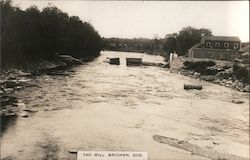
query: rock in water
20 111 29 118
5 80 19 88
59 55 83 65
243 86 250 93
232 99 244 104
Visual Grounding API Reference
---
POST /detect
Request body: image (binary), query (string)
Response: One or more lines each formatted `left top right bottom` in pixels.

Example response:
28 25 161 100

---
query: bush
184 60 215 70
183 60 217 75
233 64 249 83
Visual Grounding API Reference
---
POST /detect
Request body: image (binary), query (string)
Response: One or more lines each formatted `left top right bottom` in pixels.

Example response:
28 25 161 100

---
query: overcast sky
13 1 249 42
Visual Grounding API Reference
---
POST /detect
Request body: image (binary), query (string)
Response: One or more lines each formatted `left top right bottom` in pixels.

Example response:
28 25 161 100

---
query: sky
13 1 249 42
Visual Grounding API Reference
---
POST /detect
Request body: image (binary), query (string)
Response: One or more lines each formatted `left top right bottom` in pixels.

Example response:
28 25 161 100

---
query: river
1 51 249 160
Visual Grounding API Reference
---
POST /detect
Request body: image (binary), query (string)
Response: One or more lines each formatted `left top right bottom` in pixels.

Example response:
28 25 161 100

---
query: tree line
103 37 164 54
1 0 103 65
104 26 213 56
1 0 213 66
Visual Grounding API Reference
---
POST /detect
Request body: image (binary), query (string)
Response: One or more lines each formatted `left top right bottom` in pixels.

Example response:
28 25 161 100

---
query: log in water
184 84 202 90
126 58 142 66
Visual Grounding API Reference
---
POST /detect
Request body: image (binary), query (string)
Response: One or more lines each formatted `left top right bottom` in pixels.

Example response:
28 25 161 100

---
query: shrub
183 60 215 70
233 64 249 83
183 60 217 75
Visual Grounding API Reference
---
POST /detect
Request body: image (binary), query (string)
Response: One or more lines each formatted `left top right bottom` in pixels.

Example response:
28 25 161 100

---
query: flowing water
1 51 249 160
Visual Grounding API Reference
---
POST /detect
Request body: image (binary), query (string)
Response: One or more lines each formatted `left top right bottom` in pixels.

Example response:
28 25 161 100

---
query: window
215 42 220 47
206 42 212 47
224 42 229 48
233 43 239 49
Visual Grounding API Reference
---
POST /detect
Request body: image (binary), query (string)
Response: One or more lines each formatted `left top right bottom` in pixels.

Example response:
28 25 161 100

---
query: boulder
232 99 244 104
243 86 250 93
1 95 18 106
5 80 19 88
4 88 14 94
59 55 83 65
194 72 200 76
20 111 29 118
202 75 214 81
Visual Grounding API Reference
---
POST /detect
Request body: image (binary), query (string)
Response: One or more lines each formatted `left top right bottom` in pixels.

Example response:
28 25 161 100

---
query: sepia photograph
0 0 249 160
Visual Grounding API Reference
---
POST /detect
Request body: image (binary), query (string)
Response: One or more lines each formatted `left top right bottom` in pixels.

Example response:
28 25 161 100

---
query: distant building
188 36 241 60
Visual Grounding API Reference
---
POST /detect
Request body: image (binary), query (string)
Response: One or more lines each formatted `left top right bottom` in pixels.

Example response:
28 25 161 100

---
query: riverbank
169 57 250 93
1 55 98 131
180 68 250 93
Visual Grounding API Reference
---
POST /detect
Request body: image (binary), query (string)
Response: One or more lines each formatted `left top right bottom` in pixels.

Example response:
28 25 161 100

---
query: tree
1 0 26 63
23 6 42 58
163 26 212 56
163 33 177 54
1 0 103 65
176 26 212 55
153 34 160 51
40 6 69 57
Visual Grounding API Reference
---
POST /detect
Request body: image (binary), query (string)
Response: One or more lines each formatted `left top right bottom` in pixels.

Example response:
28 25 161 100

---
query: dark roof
189 43 201 50
201 36 241 42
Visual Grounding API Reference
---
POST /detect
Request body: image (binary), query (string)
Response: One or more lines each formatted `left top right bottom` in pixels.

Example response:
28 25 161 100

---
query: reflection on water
1 51 249 160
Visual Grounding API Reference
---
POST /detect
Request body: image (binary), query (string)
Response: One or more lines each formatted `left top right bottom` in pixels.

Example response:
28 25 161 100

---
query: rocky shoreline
0 59 82 133
1 53 103 134
177 68 250 93
168 57 249 93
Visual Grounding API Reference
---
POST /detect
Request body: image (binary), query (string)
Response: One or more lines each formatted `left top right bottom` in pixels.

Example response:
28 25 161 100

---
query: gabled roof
201 36 241 42
189 43 201 50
